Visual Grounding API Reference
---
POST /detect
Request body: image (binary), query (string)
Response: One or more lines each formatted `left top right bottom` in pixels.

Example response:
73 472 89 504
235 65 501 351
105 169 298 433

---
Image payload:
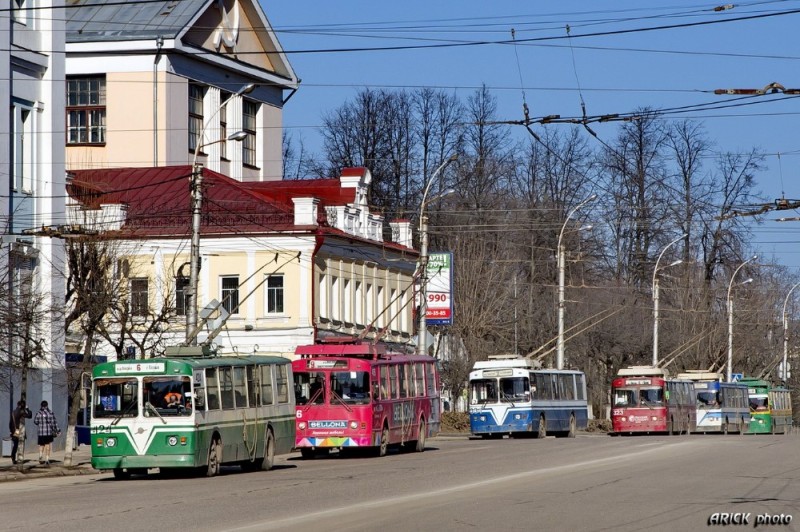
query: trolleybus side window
426 363 436 396
380 365 390 399
260 365 274 405
276 364 289 403
206 368 221 410
247 365 258 407
221 367 235 410
371 368 380 400
576 374 586 400
398 363 409 398
415 363 425 397
390 365 399 399
234 367 247 408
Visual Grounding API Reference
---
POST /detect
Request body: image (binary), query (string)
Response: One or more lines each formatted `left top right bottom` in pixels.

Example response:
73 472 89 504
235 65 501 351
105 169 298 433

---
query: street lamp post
186 83 255 345
652 234 687 366
417 155 458 355
727 255 757 382
781 281 800 382
557 194 597 369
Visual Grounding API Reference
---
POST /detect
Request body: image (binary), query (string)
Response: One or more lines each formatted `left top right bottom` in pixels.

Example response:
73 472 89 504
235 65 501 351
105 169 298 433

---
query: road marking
224 440 693 531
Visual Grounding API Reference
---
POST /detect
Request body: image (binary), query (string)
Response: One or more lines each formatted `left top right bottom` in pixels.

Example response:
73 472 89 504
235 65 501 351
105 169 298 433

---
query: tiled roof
67 166 296 237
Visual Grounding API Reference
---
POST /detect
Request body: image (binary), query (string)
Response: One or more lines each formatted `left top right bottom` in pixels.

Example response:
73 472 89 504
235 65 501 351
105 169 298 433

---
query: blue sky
264 1 800 270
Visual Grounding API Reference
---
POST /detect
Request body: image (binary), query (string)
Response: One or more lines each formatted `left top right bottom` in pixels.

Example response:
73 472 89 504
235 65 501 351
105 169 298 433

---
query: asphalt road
1 433 798 532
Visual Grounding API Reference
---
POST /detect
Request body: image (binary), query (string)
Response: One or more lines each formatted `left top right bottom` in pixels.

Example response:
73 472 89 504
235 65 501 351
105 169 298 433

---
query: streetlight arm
558 194 597 247
727 255 758 301
419 155 458 228
652 234 687 289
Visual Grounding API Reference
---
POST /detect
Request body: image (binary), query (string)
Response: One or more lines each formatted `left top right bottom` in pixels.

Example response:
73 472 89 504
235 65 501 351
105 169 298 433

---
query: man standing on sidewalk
9 400 32 465
34 401 60 466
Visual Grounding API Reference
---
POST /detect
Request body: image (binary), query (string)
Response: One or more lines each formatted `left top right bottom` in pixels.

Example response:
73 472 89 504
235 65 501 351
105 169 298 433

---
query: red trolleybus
292 340 441 458
611 366 696 435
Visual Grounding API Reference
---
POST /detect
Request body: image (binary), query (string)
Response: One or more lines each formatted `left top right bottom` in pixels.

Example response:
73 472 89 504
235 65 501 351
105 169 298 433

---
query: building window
130 278 149 316
66 76 106 145
265 274 284 314
175 277 190 316
13 105 34 195
188 83 206 153
220 92 230 160
221 276 239 314
242 100 258 167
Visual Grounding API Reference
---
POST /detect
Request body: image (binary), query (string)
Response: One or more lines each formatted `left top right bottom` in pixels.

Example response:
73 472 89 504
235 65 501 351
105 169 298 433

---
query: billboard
426 252 453 325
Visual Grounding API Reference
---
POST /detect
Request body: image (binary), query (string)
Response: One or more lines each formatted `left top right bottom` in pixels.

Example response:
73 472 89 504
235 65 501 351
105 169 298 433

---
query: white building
1 1 67 447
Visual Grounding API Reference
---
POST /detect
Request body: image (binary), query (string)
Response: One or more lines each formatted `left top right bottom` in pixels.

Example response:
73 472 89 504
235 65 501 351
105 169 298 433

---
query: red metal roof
67 166 296 237
66 166 416 254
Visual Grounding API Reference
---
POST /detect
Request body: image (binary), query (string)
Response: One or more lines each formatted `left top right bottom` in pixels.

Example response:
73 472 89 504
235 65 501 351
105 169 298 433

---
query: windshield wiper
145 402 167 424
330 389 353 412
110 400 136 426
302 387 324 412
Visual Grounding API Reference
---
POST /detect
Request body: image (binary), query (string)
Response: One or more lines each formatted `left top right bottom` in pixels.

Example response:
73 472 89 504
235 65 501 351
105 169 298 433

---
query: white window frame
12 102 35 194
220 275 240 315
264 273 285 315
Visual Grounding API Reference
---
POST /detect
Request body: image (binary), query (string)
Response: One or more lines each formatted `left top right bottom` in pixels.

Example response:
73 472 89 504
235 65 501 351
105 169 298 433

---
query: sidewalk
0 443 100 482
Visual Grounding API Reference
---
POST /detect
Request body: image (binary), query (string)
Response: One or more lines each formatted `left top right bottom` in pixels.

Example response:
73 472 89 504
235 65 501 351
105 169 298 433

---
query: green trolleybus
90 346 295 479
739 377 792 435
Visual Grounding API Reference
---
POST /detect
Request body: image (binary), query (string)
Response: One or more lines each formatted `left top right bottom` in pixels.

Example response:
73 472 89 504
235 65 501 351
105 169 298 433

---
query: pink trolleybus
293 340 441 458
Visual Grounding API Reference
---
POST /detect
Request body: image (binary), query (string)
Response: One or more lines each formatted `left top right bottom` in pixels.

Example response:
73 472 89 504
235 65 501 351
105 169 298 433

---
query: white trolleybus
676 370 750 434
90 346 295 479
469 355 589 438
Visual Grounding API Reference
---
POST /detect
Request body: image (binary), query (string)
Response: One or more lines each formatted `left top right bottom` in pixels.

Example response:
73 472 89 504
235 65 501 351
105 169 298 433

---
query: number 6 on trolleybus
91 346 295 479
292 340 441 458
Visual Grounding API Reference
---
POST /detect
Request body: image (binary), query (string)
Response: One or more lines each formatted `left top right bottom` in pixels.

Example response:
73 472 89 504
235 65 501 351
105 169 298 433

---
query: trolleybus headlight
620 417 627 422
168 436 178 446
298 422 306 430
479 416 486 422
106 437 117 448
349 421 358 429
514 414 521 420
651 416 658 421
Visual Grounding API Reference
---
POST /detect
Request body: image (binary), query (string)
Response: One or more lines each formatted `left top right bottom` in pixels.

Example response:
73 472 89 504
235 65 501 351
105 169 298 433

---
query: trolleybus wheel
537 415 547 439
415 419 427 452
113 468 131 480
567 414 576 438
377 424 390 457
206 437 221 477
262 429 275 471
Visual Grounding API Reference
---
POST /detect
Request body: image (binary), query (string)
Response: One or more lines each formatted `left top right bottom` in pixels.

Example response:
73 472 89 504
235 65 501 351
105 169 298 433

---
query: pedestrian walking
33 401 60 465
8 400 32 465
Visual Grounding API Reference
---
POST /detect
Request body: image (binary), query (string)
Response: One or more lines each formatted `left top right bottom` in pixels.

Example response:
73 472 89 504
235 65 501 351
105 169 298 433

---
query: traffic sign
730 373 743 382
